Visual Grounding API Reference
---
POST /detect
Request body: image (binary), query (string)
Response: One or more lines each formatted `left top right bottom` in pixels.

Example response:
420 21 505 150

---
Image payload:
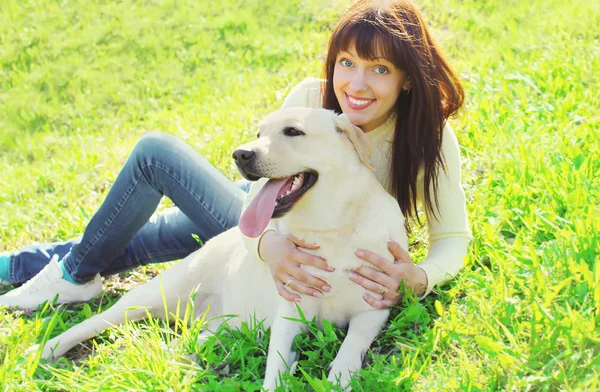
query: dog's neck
278 164 379 234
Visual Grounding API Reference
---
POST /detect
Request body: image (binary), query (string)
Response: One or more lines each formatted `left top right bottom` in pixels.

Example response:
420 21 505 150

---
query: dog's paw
327 357 361 391
25 342 56 361
24 343 40 357
261 380 277 392
168 337 181 349
196 330 214 349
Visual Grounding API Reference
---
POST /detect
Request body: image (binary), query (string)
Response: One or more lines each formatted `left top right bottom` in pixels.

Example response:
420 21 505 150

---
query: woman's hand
259 231 334 303
349 240 428 309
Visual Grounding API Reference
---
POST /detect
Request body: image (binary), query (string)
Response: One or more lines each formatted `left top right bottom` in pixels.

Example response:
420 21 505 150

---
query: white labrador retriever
29 107 408 390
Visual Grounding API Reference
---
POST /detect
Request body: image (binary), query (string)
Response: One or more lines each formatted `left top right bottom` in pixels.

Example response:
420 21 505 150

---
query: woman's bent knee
134 131 182 156
130 131 214 179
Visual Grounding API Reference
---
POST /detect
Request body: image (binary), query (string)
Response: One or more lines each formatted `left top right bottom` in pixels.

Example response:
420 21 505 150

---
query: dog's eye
283 127 305 137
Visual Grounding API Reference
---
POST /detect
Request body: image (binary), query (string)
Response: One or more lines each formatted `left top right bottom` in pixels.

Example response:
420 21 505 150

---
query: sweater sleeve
240 78 322 260
416 124 473 297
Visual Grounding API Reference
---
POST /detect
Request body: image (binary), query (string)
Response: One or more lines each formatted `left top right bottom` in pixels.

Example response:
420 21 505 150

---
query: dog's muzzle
232 149 261 181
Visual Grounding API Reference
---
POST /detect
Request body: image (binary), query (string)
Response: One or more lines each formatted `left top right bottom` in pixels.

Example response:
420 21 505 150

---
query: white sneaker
0 255 102 310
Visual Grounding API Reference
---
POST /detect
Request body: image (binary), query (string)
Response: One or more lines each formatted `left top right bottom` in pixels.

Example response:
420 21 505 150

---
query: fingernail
313 292 323 298
294 297 302 303
327 266 335 272
355 250 363 257
348 272 357 279
322 286 331 293
387 240 394 246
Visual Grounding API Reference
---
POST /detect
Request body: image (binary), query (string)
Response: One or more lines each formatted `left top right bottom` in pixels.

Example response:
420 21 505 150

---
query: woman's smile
345 93 376 110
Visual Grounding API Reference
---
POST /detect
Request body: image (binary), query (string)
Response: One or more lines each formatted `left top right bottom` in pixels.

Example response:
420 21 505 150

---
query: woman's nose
349 69 368 91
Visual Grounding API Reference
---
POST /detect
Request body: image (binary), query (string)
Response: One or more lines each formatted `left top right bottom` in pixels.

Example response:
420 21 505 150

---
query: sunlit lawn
1 0 598 390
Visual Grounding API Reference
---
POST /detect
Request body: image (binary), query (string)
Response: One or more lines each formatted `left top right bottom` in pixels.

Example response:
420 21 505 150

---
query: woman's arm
350 124 472 306
416 124 472 297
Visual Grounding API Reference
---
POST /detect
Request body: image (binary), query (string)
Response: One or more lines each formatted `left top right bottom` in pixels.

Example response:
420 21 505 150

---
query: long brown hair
322 0 464 227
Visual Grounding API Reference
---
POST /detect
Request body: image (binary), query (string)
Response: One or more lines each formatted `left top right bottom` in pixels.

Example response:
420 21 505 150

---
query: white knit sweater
242 78 472 297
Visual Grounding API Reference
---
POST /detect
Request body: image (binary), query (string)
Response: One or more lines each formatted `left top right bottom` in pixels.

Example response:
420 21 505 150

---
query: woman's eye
374 66 389 75
340 59 353 67
283 127 305 137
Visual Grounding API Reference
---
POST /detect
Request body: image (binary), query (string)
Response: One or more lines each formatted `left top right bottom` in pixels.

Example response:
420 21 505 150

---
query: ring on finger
285 278 294 287
380 286 389 295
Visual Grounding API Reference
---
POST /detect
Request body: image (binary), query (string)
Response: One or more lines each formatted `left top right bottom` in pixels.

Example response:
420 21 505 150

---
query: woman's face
333 43 410 132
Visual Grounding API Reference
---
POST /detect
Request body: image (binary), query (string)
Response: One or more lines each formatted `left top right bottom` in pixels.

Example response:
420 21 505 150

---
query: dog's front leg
262 309 304 391
327 309 389 390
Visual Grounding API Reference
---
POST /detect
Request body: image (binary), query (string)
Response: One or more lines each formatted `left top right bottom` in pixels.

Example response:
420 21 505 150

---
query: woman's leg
3 240 79 286
5 207 200 285
63 131 248 283
4 132 251 285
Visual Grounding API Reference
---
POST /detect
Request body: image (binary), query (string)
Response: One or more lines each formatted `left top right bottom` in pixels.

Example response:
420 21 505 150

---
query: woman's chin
342 112 370 127
343 110 391 132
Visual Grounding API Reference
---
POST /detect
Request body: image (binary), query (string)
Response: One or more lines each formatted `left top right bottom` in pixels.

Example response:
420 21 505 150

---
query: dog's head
234 107 374 237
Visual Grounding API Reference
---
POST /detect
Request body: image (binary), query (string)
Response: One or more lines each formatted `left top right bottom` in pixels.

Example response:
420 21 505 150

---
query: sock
0 253 11 282
58 259 82 285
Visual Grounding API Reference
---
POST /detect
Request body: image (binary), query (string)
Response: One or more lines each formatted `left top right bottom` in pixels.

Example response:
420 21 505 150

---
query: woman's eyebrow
339 51 392 65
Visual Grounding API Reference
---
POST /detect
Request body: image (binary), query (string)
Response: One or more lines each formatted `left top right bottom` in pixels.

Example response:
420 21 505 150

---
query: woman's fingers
291 245 334 272
355 249 394 275
287 234 320 250
348 270 391 297
348 263 403 308
276 279 301 303
362 293 394 309
352 265 398 292
286 265 331 293
387 240 412 263
274 250 331 298
277 268 327 298
286 277 323 298
268 233 335 302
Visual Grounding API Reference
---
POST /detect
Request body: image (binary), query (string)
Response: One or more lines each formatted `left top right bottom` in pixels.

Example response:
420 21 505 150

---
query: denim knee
133 131 182 163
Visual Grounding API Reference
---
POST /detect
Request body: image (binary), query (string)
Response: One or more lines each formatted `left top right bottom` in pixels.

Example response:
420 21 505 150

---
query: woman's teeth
348 96 373 105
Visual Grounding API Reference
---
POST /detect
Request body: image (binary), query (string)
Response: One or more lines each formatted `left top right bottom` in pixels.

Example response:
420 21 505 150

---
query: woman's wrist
414 266 428 297
258 229 278 262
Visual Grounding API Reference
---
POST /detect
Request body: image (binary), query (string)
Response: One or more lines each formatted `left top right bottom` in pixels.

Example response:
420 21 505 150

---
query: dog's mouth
272 171 318 217
238 171 318 238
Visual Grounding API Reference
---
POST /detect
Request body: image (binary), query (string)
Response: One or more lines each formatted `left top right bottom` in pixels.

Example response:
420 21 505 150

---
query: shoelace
17 256 60 295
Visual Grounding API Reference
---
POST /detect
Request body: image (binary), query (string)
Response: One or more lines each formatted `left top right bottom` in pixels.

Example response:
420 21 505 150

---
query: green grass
1 0 598 390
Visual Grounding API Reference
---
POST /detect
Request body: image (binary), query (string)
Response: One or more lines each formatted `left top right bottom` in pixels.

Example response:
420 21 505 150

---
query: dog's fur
30 108 407 390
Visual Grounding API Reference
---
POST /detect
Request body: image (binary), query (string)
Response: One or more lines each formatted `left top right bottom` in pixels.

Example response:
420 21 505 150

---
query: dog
28 107 408 390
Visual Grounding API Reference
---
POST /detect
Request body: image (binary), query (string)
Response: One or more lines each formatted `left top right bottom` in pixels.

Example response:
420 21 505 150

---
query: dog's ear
334 113 376 171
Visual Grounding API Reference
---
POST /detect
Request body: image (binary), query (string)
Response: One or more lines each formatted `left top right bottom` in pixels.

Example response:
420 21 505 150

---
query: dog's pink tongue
239 179 287 238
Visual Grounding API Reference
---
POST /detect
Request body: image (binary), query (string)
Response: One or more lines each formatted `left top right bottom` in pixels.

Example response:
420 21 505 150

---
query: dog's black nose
232 149 255 163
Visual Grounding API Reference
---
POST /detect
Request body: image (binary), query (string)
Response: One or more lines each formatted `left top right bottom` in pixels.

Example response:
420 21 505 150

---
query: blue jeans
6 132 250 285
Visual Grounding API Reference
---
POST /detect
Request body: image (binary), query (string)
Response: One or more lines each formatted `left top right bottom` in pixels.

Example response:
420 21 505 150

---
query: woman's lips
345 93 375 110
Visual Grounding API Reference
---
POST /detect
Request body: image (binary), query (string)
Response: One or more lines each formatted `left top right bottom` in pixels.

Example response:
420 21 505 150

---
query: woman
0 0 471 311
